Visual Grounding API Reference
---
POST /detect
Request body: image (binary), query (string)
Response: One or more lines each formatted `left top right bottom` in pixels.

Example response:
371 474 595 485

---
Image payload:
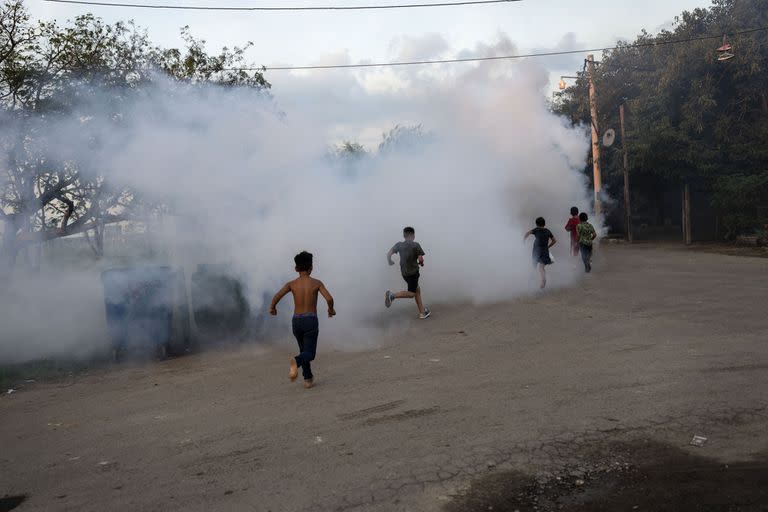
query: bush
712 172 768 239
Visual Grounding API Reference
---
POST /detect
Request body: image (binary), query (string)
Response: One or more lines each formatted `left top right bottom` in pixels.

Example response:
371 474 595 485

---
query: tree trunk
715 215 720 241
1 215 21 270
682 183 692 245
58 195 75 234
96 223 104 258
86 222 105 259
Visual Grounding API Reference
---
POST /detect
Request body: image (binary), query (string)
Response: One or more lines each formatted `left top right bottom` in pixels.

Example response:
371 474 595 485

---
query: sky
33 0 711 66
31 0 713 145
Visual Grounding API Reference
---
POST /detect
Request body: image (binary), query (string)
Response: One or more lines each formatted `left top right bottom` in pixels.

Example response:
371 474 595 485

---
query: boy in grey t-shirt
385 227 430 319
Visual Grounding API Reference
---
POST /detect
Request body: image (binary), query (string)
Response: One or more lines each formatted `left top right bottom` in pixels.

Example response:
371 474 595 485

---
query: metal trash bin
191 264 250 341
101 266 190 360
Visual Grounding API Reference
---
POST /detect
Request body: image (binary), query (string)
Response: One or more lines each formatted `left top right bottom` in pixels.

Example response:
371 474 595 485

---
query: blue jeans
579 243 593 273
292 314 318 380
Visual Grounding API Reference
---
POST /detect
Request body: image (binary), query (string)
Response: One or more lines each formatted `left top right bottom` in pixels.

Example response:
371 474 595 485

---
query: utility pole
587 54 602 217
619 104 632 243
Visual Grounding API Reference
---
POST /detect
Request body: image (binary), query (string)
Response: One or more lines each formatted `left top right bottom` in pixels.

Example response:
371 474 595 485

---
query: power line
44 0 520 11
224 26 768 71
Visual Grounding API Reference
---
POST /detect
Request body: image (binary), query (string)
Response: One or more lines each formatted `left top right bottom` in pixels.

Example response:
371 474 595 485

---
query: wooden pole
683 183 692 245
619 104 632 243
587 54 603 217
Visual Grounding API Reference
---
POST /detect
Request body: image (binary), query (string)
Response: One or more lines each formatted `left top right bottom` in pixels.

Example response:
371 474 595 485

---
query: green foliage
378 124 430 155
325 125 431 179
711 171 768 237
327 141 368 179
0 0 270 266
333 141 367 159
154 27 269 89
554 0 768 234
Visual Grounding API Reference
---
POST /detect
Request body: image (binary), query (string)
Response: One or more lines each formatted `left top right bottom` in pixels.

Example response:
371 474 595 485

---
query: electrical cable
221 26 768 71
44 0 520 11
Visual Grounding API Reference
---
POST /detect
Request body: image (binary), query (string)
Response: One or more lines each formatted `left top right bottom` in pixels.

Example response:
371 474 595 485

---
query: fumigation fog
0 56 593 363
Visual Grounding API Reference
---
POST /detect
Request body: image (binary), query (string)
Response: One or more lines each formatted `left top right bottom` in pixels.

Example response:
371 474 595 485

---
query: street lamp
558 75 579 90
554 75 579 109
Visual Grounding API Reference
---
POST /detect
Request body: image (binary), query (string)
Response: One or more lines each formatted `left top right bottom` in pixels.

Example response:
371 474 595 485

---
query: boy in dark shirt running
524 217 557 289
385 227 430 319
576 212 598 273
270 251 335 389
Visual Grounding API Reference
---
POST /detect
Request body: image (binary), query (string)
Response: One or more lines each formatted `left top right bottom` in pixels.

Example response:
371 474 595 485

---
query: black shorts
403 273 420 293
532 247 553 267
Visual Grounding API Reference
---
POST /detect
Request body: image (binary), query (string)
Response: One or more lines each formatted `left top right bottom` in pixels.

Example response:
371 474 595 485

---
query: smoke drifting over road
0 53 592 363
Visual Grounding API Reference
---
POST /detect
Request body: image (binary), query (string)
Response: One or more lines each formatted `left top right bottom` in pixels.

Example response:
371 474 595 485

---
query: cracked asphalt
1 244 767 511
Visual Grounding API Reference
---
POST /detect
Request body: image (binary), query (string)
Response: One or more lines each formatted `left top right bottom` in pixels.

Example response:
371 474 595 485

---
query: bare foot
303 379 314 389
289 359 298 381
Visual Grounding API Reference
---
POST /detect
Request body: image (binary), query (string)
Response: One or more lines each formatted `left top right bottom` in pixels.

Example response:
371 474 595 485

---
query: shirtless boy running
270 251 335 389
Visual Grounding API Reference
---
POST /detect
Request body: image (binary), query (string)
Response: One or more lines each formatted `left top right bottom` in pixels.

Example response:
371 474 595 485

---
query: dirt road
2 245 768 511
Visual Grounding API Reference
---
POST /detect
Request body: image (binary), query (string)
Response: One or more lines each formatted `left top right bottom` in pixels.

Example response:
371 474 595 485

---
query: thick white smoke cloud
0 51 592 363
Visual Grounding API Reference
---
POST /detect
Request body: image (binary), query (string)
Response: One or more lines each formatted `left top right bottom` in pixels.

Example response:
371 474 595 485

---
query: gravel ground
1 244 767 512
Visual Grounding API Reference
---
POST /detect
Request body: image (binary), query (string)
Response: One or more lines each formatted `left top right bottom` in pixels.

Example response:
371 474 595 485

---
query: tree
554 0 768 238
0 0 35 109
0 1 270 268
153 27 269 89
378 124 430 155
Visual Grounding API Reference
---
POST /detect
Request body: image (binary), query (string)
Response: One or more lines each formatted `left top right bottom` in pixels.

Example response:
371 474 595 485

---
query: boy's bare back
289 276 323 315
270 275 335 317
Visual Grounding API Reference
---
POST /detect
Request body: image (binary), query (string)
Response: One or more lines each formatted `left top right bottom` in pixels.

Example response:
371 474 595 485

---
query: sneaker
385 290 394 308
419 308 431 320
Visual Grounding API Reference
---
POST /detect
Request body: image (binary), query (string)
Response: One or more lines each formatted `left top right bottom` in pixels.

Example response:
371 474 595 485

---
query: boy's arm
591 226 598 240
269 283 291 315
417 244 425 267
548 234 557 248
318 281 336 317
387 246 396 266
524 230 532 241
